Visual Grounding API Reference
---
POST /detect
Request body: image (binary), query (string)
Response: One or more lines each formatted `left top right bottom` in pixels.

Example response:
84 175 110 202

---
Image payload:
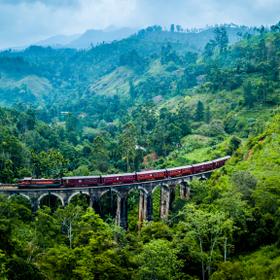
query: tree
195 101 205 121
243 81 254 107
119 123 137 171
227 136 242 155
140 221 173 243
0 250 7 279
31 149 67 178
170 24 175 32
92 135 110 172
177 106 191 135
39 245 77 280
55 204 83 249
136 239 183 280
231 171 257 200
271 21 280 32
214 27 229 53
65 113 78 132
33 207 62 249
7 256 45 280
204 39 217 58
176 25 183 32
177 204 233 280
205 106 211 123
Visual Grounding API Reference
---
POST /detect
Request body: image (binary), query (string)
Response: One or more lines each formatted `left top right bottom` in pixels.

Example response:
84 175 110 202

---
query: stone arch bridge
0 172 211 229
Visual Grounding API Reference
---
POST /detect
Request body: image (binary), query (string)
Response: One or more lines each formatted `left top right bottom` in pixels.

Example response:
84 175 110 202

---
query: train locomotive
17 156 230 189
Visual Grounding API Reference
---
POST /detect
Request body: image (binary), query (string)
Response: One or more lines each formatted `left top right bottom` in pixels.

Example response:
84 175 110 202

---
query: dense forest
0 22 280 279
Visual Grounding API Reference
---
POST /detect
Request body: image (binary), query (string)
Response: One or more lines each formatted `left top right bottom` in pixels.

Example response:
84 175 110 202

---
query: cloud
0 0 279 49
0 0 79 6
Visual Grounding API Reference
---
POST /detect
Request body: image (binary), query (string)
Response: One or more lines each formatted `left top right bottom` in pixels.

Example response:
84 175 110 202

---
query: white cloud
0 0 279 49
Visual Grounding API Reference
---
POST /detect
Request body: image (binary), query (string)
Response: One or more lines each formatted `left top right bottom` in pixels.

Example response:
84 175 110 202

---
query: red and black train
17 156 230 189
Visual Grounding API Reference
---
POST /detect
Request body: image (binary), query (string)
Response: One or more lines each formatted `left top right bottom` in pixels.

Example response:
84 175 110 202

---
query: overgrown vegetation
0 111 279 279
0 24 279 180
0 22 280 279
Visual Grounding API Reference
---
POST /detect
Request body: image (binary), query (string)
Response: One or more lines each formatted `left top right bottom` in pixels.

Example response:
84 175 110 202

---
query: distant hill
32 24 253 50
35 34 80 48
66 27 138 49
34 27 138 49
0 24 258 108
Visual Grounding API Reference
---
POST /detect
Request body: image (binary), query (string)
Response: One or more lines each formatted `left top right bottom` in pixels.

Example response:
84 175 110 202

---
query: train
17 156 230 189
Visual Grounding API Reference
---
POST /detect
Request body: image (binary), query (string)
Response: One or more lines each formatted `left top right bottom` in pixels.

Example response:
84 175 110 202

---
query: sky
0 0 280 49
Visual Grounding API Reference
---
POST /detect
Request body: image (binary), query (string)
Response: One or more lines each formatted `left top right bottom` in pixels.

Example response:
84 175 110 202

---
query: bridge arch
126 185 150 196
152 183 167 193
68 191 90 204
8 193 31 202
99 188 120 198
38 193 64 208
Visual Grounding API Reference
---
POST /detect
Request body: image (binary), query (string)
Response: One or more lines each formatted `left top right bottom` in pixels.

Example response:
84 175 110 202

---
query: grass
90 67 133 97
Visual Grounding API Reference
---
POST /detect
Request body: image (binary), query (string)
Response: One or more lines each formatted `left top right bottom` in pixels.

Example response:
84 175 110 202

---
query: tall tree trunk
199 238 205 280
224 237 227 262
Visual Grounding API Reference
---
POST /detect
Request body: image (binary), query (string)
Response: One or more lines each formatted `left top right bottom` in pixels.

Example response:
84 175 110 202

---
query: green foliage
0 23 279 280
135 239 183 280
119 123 137 171
176 203 234 279
212 245 280 280
195 101 205 121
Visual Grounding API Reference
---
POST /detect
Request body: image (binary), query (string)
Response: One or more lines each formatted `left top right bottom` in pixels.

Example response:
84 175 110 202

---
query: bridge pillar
147 192 153 221
138 191 147 225
180 181 191 200
115 191 128 229
31 198 39 212
138 191 153 226
63 196 69 207
90 194 101 214
160 185 171 220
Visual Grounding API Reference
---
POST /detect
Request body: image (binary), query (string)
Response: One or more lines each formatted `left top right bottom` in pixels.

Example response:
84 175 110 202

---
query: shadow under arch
8 193 32 209
151 184 162 221
68 191 90 209
98 188 118 222
127 187 142 231
38 193 64 210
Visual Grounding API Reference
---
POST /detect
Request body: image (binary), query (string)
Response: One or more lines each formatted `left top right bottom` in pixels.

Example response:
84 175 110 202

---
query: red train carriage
212 156 231 169
180 165 193 176
136 169 167 181
15 156 231 189
18 178 61 188
166 167 183 177
62 176 101 187
192 161 214 173
102 173 136 185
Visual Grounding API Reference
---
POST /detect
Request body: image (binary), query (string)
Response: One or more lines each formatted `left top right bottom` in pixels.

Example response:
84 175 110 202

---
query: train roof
137 169 166 175
180 165 193 169
192 161 213 167
212 155 231 162
102 173 136 178
166 166 182 171
167 165 192 171
62 175 100 180
20 178 58 181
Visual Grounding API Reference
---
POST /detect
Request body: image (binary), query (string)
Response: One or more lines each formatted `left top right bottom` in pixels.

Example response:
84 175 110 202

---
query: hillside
0 19 280 280
0 111 279 279
0 25 254 108
0 24 279 179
